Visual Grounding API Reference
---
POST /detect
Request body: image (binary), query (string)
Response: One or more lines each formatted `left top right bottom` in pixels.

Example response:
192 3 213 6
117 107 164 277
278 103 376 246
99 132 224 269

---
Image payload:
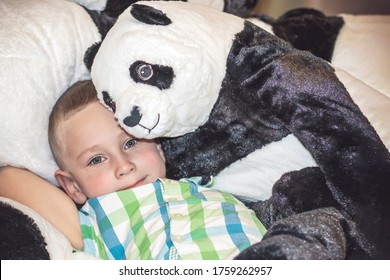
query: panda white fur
89 1 390 259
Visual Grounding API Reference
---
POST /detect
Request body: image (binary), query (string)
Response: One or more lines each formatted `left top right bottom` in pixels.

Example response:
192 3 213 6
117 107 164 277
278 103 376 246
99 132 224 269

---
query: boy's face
55 101 166 204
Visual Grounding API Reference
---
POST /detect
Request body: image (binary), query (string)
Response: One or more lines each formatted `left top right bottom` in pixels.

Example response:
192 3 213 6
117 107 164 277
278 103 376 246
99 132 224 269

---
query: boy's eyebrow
76 130 132 161
118 125 135 138
118 129 138 142
76 145 100 161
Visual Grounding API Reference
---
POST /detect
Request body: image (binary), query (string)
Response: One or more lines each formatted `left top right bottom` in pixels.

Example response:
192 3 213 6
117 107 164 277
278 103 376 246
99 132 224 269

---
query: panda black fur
88 1 390 259
250 8 344 62
0 200 50 260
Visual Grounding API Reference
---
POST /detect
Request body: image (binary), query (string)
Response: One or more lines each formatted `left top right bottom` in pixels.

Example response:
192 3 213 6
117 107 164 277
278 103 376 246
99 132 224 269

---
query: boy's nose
115 159 134 178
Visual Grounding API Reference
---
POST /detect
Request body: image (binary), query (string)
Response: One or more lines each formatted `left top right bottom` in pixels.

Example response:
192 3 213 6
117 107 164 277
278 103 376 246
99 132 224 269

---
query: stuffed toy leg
235 207 364 260
240 167 370 259
0 197 98 260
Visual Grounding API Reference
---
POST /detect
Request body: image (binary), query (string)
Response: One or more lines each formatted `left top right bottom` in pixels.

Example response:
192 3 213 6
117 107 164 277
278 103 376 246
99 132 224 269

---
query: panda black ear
84 42 102 71
83 7 117 71
130 3 172 26
84 8 117 39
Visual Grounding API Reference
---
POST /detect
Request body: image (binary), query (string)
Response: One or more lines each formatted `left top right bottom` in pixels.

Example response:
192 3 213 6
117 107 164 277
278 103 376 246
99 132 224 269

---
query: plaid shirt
79 178 266 260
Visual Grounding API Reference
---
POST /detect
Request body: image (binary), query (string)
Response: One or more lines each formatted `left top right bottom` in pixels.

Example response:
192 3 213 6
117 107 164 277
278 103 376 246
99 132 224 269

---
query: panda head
90 1 244 139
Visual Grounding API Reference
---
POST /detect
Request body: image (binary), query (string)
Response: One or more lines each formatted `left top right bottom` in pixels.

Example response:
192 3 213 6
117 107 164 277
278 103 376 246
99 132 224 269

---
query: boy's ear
55 170 87 205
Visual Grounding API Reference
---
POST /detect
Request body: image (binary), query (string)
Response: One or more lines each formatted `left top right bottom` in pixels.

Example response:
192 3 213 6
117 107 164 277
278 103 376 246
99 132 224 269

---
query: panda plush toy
86 1 390 259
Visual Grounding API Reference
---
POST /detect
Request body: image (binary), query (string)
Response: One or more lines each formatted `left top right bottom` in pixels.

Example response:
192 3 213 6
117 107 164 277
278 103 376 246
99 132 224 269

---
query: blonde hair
48 80 99 169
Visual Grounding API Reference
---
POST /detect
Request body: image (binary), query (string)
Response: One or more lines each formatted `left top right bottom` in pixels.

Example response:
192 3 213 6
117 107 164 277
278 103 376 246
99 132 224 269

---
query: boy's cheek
82 172 111 197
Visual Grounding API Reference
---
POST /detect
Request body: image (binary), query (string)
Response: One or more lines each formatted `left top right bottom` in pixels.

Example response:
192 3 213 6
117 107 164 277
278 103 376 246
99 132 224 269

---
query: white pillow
0 0 100 184
332 14 390 98
334 67 390 151
69 0 108 11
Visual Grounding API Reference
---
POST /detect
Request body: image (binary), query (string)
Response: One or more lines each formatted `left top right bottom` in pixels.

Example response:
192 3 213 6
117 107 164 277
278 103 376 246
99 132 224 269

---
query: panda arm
257 53 390 258
0 166 83 251
259 52 390 206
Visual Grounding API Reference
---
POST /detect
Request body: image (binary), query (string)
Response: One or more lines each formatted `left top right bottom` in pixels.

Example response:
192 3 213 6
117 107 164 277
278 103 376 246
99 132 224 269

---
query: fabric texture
79 178 266 260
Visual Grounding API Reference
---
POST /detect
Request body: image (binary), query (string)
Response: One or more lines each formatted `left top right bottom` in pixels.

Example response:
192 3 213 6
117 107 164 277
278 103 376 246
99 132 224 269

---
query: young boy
3 80 266 260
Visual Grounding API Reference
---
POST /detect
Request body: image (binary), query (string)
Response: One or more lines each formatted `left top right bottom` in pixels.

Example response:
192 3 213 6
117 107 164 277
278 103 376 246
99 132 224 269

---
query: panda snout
124 106 142 127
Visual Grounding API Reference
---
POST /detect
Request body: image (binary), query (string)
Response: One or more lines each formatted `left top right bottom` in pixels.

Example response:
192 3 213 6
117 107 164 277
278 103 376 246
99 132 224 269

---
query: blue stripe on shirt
222 202 251 251
89 198 125 259
153 181 172 260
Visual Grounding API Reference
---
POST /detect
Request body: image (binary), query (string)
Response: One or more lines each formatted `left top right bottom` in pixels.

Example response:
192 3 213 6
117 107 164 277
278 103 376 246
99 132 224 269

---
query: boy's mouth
127 177 148 189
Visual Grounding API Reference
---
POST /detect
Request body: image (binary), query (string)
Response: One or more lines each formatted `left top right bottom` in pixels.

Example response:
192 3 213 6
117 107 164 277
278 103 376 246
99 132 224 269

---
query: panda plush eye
136 63 153 81
129 60 175 90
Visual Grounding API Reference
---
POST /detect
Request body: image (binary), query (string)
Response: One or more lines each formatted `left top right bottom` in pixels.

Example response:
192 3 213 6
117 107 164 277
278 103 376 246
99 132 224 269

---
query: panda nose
123 106 142 127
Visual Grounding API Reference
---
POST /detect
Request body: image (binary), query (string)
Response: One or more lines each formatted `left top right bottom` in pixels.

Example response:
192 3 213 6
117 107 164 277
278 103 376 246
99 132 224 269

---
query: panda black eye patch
129 60 174 90
102 91 116 113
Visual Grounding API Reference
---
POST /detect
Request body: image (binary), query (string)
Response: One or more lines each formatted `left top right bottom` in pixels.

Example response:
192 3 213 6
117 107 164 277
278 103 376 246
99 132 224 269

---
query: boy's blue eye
88 156 104 166
125 139 137 150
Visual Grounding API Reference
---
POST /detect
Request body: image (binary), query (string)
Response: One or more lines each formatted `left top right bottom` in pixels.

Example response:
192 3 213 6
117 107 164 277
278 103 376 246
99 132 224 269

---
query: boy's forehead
70 101 114 123
63 101 157 146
